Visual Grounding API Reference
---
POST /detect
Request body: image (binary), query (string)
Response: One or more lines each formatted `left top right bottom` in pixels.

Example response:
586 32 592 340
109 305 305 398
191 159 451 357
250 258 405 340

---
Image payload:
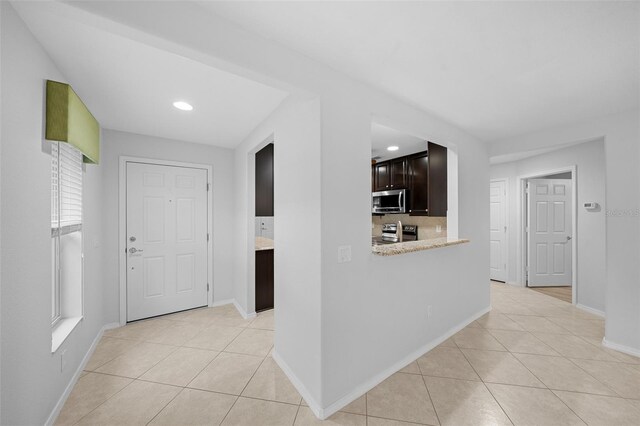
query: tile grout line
366 414 428 425
456 344 515 425
419 374 441 426
217 348 272 425
187 311 272 425
70 341 182 425
69 375 138 425
564 356 624 397
292 403 301 425
144 383 184 426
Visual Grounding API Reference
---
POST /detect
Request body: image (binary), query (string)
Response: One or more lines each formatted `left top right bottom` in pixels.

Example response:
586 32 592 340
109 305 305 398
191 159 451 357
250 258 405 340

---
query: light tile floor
57 283 640 425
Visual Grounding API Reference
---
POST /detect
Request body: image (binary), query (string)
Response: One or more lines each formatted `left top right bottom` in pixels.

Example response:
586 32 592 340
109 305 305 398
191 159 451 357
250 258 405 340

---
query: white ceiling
13 3 289 148
371 123 426 162
202 1 639 142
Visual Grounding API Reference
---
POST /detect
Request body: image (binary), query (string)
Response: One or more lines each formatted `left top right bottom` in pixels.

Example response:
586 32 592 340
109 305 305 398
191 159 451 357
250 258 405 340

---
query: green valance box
45 80 100 164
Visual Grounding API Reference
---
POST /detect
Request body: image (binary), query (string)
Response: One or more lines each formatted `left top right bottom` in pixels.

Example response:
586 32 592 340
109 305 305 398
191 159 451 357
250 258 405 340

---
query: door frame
118 156 214 325
516 165 577 304
490 178 509 283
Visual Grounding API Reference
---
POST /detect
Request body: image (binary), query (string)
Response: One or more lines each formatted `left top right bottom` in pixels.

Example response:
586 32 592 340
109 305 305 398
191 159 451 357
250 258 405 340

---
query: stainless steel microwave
372 189 407 214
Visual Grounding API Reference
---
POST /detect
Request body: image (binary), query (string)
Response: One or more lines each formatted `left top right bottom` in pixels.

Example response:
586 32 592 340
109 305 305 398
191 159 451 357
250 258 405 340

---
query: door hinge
207 183 210 191
207 233 210 242
207 283 210 292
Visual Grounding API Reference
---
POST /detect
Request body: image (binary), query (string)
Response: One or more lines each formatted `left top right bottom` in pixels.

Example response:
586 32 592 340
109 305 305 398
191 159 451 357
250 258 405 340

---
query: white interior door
490 180 507 282
527 179 572 287
126 162 208 321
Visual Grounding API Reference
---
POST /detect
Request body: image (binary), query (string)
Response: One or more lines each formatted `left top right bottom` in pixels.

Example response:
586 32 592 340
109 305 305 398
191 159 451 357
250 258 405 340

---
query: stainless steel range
372 223 418 245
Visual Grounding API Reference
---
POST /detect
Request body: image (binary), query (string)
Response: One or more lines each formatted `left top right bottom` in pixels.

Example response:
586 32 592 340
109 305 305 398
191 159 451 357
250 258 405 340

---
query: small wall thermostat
584 202 599 210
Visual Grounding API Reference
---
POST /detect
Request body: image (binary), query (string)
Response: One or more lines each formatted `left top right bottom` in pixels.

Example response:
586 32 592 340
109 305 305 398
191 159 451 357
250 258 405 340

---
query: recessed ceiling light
387 146 399 151
173 101 193 111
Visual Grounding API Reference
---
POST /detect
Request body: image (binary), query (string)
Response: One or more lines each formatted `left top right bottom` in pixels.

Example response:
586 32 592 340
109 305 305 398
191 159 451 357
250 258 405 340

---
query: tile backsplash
372 214 447 240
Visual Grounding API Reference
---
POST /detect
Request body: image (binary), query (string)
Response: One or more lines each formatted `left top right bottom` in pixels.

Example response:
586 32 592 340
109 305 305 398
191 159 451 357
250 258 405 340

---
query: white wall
0 1 4 417
319 93 489 409
490 109 640 355
233 95 323 405
1 4 106 424
101 129 236 322
490 139 607 313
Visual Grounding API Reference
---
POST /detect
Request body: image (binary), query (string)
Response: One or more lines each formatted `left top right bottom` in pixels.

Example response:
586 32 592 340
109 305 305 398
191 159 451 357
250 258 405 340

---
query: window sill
52 316 82 353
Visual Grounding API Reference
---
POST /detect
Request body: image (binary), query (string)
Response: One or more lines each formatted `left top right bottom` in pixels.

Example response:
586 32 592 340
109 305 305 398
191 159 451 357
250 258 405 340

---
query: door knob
129 247 143 254
566 236 572 241
129 236 136 242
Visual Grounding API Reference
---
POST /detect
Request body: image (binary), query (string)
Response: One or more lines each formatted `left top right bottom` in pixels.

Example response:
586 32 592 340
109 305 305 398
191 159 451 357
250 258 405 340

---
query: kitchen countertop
255 236 274 251
371 237 470 256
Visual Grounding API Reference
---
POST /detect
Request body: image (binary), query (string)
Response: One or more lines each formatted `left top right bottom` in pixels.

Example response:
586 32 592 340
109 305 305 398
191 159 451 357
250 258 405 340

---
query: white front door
527 179 572 287
489 180 507 282
126 162 209 321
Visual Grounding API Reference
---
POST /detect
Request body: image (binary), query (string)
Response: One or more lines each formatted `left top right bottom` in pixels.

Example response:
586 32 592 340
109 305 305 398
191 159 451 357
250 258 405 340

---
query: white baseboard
233 300 257 320
208 298 258 320
576 303 605 318
602 337 640 358
45 322 120 426
272 351 323 418
210 298 235 308
277 305 491 420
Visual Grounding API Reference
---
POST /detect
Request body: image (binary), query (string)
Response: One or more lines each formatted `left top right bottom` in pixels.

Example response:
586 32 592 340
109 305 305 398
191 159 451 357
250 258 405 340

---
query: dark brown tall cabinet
255 143 274 312
426 142 447 217
407 152 429 215
255 143 274 217
406 142 447 216
372 141 448 217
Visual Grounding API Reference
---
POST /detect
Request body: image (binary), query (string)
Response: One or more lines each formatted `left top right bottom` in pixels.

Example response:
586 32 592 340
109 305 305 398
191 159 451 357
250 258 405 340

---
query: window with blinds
51 142 83 236
51 141 83 325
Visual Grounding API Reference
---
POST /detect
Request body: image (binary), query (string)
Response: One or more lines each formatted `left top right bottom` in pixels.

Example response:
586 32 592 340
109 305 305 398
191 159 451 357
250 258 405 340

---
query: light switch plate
338 245 352 263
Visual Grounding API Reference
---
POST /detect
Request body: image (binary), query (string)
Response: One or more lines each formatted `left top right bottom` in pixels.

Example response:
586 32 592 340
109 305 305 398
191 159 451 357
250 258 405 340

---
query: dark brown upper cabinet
255 143 274 217
372 141 447 217
373 162 389 191
390 158 407 189
373 157 407 191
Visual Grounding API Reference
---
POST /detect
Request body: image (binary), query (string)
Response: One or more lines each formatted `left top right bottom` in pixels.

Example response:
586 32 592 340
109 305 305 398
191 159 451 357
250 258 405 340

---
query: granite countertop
371 237 470 256
255 236 274 251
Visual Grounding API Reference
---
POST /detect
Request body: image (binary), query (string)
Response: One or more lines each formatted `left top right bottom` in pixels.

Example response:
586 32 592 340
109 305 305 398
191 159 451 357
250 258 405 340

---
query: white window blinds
51 142 83 235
